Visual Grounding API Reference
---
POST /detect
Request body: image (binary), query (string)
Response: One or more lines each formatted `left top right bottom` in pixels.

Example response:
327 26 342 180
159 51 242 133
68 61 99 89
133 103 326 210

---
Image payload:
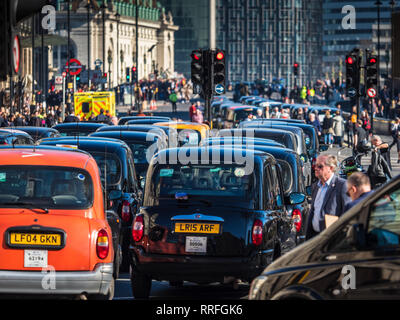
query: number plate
174 223 220 234
10 233 61 246
24 250 48 268
185 237 207 253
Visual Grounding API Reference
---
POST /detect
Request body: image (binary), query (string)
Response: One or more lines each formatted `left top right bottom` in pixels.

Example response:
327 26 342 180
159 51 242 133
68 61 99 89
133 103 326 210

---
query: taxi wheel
130 265 152 299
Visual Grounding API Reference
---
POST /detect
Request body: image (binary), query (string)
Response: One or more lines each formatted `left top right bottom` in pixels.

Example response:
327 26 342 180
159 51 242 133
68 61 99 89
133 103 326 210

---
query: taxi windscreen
0 166 93 209
128 142 155 164
91 152 122 186
150 164 255 199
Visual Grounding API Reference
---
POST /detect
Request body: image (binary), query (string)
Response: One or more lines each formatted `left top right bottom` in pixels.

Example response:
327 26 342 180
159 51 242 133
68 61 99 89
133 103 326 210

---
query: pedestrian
110 116 119 126
344 172 373 212
305 154 351 240
94 109 109 123
191 108 204 124
389 117 400 163
322 110 334 147
368 146 392 189
360 110 371 137
332 110 344 147
189 103 197 120
371 134 391 169
169 91 178 113
307 112 322 138
354 119 368 162
294 107 305 120
64 111 80 123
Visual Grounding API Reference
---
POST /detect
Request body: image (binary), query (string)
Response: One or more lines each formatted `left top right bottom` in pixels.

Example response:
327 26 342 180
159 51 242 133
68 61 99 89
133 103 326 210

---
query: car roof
228 106 258 110
40 137 129 153
90 130 160 141
97 124 168 135
151 146 274 165
53 122 109 129
0 146 92 168
14 126 59 133
0 128 31 136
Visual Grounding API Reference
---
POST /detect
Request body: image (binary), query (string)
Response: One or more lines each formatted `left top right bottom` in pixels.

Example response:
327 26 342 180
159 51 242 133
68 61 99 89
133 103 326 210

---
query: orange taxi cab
154 121 210 146
0 146 114 299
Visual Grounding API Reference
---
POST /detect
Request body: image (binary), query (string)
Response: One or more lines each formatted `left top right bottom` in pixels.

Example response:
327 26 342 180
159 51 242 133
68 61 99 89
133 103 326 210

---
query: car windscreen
127 141 156 164
177 129 201 146
91 152 122 187
150 164 255 199
231 109 258 122
0 166 93 209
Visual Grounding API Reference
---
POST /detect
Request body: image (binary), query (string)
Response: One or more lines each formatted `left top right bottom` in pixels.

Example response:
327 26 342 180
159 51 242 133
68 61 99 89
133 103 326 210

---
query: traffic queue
0 94 398 300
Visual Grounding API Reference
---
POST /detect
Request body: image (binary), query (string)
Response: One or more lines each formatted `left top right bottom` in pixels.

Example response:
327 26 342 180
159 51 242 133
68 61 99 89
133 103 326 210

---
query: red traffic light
192 52 201 60
132 67 137 72
368 58 377 64
293 63 299 68
346 56 354 65
216 52 224 60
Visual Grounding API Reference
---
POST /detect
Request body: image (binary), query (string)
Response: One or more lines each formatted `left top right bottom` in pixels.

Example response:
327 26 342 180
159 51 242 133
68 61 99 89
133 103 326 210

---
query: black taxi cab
129 146 305 299
249 174 400 300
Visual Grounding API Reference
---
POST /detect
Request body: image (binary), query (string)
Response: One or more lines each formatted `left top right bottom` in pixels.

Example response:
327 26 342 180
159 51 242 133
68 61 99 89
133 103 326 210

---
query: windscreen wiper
1 202 49 214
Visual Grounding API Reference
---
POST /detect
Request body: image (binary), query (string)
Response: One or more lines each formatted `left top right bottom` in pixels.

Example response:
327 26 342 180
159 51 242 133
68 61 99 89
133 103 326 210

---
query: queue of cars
0 97 397 301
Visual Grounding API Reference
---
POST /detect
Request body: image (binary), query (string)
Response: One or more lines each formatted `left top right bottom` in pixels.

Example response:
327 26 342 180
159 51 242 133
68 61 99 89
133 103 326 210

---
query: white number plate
24 250 48 268
185 236 207 253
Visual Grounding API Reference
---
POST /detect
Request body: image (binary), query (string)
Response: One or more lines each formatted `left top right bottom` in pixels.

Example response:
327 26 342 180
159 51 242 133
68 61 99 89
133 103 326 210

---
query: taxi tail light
96 229 109 259
132 214 144 242
121 200 131 222
252 219 263 246
292 209 302 233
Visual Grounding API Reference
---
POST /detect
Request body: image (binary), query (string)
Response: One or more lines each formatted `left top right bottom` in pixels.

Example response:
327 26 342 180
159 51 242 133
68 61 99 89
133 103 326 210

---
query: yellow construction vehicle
74 91 116 120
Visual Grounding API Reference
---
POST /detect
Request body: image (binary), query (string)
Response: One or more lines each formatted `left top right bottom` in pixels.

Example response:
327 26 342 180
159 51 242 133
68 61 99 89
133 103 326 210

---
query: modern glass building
216 0 323 87
323 0 398 82
158 0 210 78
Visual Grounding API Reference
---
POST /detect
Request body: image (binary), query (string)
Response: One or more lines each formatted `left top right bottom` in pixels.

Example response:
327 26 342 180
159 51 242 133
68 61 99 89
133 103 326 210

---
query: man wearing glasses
344 172 373 212
306 155 351 240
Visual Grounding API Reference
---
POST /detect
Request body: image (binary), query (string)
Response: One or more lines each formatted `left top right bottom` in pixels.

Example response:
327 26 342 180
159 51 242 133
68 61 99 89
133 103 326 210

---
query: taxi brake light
132 214 144 242
96 229 109 259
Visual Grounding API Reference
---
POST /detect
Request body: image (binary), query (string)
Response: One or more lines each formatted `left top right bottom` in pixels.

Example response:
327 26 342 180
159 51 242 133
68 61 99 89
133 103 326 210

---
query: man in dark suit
306 154 351 240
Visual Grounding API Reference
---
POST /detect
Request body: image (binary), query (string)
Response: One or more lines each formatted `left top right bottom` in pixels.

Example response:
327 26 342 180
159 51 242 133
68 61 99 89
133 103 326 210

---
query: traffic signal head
345 50 360 98
293 63 299 76
191 49 203 87
365 52 378 99
126 67 130 82
213 49 226 95
132 66 137 81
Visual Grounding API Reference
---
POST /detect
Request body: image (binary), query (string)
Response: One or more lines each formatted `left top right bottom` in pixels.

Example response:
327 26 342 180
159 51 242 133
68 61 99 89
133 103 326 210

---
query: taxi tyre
130 264 152 299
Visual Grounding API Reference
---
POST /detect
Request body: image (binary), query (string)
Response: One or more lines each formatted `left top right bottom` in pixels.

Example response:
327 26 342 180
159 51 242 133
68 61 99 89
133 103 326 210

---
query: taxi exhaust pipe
75 293 88 300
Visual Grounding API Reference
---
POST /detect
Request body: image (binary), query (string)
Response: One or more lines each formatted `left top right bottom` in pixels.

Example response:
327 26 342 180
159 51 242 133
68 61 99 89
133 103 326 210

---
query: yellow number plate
10 233 62 246
174 223 220 234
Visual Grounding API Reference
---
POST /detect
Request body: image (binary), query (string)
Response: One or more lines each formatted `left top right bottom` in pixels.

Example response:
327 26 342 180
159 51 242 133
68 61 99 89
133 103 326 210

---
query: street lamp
101 2 107 90
390 0 396 98
120 49 124 84
115 12 120 86
375 0 382 95
108 48 112 89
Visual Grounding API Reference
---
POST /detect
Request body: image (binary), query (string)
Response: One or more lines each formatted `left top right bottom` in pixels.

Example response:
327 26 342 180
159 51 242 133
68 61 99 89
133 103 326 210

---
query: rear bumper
0 263 113 296
131 247 272 282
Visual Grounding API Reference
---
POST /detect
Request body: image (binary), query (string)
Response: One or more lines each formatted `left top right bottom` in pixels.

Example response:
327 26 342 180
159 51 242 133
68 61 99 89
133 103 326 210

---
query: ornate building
54 0 178 87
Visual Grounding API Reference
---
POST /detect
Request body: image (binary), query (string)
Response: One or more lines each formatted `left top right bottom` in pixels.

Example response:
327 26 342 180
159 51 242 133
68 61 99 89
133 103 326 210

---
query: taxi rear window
0 166 93 209
151 164 255 199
